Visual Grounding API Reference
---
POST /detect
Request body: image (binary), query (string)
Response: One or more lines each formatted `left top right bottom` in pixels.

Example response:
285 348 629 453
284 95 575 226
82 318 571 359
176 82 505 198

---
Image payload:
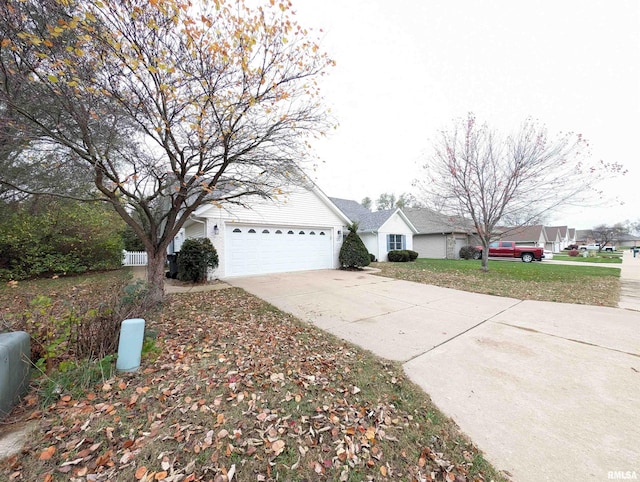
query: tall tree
375 192 397 211
416 113 625 270
360 196 372 210
590 223 627 251
0 0 333 302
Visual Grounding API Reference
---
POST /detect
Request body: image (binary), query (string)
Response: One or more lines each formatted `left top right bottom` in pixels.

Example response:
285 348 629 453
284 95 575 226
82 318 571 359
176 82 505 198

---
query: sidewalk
618 249 640 311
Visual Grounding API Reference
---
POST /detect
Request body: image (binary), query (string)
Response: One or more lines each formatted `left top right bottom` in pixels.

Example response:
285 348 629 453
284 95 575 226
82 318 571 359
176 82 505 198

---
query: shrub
177 238 219 282
407 250 419 261
568 249 579 257
0 198 125 280
388 250 411 262
369 253 377 262
339 224 370 269
459 245 480 260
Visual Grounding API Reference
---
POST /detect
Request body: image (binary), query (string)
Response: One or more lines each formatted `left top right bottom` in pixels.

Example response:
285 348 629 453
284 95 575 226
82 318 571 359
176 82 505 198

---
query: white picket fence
122 250 148 266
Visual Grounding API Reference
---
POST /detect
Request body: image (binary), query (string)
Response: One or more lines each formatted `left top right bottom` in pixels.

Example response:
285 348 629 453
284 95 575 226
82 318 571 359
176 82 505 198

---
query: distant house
404 208 477 259
330 198 417 262
498 224 548 247
546 225 571 251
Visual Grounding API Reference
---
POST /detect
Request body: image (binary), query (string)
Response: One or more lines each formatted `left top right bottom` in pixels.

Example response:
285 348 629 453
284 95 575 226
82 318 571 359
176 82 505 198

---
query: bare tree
416 113 625 270
361 197 372 210
0 0 333 302
590 223 627 251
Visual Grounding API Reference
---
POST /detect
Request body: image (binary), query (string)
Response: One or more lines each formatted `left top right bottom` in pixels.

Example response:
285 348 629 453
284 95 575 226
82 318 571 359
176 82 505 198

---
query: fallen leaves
2 287 499 482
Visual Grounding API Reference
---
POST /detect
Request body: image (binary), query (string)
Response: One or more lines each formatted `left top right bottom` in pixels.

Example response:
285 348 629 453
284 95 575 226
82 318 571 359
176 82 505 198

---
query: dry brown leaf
135 466 148 480
39 446 55 460
271 439 285 456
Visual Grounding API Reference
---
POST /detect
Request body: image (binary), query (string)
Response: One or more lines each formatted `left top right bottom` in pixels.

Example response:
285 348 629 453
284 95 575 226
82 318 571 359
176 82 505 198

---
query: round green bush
177 238 219 282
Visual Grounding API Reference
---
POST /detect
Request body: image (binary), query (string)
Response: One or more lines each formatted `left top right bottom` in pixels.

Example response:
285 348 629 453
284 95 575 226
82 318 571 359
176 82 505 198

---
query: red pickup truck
474 241 544 263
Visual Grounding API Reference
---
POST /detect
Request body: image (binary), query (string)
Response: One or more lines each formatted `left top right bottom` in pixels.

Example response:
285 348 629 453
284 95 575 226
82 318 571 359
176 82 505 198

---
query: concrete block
0 331 31 421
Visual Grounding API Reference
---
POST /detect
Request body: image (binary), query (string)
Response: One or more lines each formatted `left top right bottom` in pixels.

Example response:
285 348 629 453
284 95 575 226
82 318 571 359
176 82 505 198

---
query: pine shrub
177 238 219 282
339 224 370 269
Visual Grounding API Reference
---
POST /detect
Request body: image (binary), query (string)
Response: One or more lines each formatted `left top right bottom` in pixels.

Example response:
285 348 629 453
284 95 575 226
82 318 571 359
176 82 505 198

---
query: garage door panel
226 226 333 277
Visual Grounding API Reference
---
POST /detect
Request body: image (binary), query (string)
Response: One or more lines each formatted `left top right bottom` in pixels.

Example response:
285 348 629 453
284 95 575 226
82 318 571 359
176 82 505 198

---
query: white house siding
360 233 378 261
192 187 347 277
413 235 447 259
375 213 415 261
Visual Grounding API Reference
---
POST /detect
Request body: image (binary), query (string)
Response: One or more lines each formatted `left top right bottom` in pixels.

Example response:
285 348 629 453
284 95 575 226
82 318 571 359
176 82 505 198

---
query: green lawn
373 258 620 306
552 254 622 263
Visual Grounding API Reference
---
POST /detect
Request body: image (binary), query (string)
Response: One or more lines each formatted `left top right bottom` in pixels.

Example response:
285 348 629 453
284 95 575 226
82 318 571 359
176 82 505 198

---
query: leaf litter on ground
2 283 506 481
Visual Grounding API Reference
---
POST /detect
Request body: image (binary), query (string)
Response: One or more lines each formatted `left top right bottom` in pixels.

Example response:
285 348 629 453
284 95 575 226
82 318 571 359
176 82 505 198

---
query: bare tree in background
416 113 625 270
0 0 333 302
589 223 627 251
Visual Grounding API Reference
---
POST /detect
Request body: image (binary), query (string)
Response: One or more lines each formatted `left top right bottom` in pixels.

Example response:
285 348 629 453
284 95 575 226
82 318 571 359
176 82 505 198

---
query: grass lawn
373 258 620 307
0 271 504 482
552 254 622 264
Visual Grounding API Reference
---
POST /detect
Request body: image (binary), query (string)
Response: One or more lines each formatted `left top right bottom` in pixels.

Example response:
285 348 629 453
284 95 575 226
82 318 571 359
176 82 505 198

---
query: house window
248 229 256 234
299 231 305 235
319 232 326 235
233 228 242 233
275 230 282 234
287 230 294 234
309 231 316 235
387 234 405 251
262 229 270 234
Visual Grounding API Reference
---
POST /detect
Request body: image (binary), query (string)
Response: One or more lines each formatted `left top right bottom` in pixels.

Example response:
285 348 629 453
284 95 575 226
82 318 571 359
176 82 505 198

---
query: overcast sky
292 0 639 230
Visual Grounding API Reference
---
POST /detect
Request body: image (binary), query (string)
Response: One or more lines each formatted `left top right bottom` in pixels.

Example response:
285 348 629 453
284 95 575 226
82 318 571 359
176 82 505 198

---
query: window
502 242 513 248
232 228 242 233
287 230 294 234
299 231 305 235
275 230 282 234
248 229 256 234
319 231 326 235
309 231 316 235
262 229 270 234
387 234 405 251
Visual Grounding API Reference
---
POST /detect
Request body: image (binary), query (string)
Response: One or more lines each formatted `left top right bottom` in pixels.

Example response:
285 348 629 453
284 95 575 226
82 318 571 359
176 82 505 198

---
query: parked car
474 241 544 262
578 243 616 252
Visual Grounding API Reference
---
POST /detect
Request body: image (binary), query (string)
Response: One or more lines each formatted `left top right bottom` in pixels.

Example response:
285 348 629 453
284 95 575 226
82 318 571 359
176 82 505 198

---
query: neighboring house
546 225 571 251
404 208 477 259
568 228 576 246
180 183 351 278
500 224 548 247
544 226 563 252
329 198 418 262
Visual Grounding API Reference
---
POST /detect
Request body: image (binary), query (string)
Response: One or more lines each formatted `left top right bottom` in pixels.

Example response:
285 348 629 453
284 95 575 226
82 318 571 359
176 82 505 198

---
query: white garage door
226 225 334 277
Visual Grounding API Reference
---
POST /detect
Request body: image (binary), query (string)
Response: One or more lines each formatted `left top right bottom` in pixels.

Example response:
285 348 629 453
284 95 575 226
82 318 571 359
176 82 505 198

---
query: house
546 226 570 252
180 183 351 278
329 198 418 262
499 224 548 247
404 208 477 259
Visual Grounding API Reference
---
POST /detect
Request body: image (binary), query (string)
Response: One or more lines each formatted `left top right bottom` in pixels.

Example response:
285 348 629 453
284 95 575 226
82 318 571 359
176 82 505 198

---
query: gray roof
404 208 474 234
330 197 397 231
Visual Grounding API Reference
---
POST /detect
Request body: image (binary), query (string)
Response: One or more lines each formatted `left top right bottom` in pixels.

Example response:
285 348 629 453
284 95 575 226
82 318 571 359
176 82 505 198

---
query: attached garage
226 225 334 277
179 184 351 279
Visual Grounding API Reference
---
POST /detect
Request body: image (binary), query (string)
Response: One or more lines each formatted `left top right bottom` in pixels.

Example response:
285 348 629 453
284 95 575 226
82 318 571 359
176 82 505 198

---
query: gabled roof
547 225 568 239
404 208 474 234
568 228 576 239
500 224 548 243
329 197 418 233
545 226 562 242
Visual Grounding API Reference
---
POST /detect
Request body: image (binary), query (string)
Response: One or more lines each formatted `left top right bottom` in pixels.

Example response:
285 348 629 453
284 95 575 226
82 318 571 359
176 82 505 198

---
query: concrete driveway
230 269 640 482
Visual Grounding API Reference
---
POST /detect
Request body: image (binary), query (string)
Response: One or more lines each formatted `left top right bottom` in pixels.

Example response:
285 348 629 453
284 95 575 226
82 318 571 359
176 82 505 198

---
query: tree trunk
481 248 489 271
146 249 167 304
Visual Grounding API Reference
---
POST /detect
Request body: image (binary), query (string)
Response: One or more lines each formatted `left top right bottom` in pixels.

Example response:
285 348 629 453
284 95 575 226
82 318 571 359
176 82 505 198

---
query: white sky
292 0 640 230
